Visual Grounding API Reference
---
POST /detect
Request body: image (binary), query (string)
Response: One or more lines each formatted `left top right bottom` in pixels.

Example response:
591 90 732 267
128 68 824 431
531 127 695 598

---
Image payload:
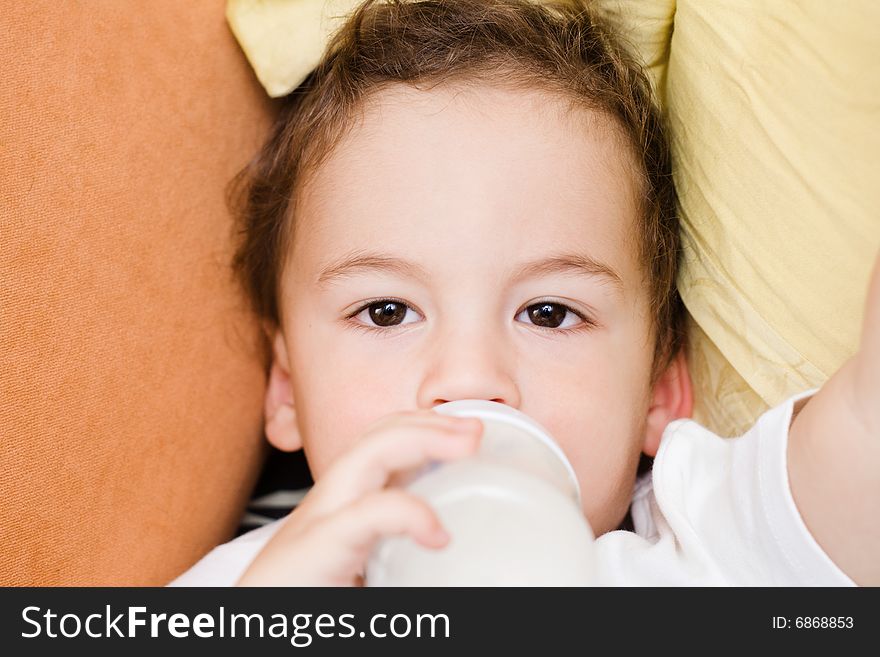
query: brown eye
368 301 408 327
517 301 588 330
527 303 568 328
350 298 422 332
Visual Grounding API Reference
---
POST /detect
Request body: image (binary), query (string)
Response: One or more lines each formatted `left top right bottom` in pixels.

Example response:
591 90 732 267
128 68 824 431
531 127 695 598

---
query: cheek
553 394 646 535
542 364 648 481
288 330 413 478
567 398 646 511
529 346 651 533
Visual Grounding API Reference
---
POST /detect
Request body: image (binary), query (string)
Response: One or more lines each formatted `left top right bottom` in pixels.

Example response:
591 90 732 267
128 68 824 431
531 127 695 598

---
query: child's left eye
514 302 590 330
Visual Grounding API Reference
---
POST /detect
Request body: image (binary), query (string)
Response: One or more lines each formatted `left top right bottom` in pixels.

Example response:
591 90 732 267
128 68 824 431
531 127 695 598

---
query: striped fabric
235 449 313 537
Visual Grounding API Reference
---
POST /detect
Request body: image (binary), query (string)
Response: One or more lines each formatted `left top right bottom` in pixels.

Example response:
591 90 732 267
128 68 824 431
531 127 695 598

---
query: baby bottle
365 400 596 586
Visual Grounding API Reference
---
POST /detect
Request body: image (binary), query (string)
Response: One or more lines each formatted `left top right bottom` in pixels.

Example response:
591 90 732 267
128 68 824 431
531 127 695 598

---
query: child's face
270 83 680 535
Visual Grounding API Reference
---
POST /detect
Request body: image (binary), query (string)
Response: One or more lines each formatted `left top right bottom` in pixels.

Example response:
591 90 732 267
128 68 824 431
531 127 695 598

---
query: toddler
171 0 877 586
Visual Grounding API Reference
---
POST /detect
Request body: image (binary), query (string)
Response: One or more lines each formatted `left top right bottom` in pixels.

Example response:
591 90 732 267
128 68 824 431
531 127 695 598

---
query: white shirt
169 391 855 586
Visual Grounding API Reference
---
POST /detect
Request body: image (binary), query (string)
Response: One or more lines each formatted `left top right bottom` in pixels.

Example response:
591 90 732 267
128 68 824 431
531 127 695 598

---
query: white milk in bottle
365 400 596 586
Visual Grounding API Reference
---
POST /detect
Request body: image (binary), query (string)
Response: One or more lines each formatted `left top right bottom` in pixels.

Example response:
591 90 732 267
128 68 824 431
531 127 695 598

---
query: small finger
317 489 450 561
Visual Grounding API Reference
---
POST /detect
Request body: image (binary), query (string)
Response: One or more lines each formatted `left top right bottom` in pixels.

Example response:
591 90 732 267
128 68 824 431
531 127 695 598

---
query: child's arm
788 250 880 586
235 412 482 586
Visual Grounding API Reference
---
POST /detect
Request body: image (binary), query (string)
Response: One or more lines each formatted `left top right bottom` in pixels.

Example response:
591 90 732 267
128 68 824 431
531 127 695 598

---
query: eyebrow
317 251 428 287
513 252 624 291
316 250 623 290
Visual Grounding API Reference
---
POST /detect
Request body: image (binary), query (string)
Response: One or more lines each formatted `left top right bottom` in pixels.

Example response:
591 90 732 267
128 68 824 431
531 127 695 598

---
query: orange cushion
1 0 275 584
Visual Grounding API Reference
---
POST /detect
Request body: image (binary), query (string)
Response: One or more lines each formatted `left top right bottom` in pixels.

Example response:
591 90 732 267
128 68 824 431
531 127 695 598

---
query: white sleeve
166 519 285 586
594 390 856 586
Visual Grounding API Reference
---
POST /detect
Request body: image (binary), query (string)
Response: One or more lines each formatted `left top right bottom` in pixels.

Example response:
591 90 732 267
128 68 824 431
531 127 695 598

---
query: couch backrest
1 0 276 584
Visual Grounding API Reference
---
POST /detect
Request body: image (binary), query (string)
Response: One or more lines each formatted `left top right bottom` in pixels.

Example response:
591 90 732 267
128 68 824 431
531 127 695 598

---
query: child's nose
415 328 521 410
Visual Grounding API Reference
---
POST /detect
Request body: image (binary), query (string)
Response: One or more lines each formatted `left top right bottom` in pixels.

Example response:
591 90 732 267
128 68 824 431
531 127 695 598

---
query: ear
642 349 694 457
264 331 303 452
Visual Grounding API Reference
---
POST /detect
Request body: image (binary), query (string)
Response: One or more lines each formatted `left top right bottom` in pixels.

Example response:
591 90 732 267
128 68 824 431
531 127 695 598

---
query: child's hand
235 411 482 586
788 249 880 585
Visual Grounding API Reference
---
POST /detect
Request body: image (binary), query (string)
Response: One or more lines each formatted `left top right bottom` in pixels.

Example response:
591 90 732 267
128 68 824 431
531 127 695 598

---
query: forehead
291 83 642 286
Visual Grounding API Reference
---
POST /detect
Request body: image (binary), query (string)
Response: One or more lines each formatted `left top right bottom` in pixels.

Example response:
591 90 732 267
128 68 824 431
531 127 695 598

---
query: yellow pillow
229 0 880 436
597 0 880 435
227 0 359 98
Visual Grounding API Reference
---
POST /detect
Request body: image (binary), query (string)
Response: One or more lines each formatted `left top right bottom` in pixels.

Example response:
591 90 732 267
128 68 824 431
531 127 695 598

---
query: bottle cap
433 399 582 504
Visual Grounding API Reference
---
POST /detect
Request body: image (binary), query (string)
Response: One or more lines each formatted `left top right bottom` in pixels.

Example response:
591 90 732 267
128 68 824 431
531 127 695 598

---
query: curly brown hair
230 0 684 379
